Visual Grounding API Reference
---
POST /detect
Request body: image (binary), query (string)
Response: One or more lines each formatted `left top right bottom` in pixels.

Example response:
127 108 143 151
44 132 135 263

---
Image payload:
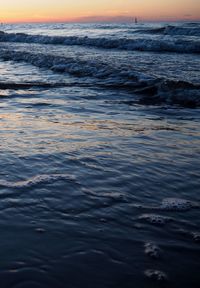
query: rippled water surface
0 22 200 288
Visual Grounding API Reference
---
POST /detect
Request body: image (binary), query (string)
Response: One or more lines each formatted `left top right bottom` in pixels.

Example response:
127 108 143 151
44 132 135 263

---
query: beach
0 22 200 287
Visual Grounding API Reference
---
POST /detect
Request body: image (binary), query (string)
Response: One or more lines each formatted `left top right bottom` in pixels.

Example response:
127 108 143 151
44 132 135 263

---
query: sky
1 0 200 23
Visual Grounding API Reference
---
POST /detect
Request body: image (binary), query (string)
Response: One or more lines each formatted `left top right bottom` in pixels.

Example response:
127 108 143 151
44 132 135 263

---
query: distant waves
134 23 200 36
0 31 200 54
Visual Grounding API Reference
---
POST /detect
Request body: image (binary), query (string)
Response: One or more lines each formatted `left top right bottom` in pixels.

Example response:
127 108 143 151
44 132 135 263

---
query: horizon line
3 19 200 24
2 15 200 24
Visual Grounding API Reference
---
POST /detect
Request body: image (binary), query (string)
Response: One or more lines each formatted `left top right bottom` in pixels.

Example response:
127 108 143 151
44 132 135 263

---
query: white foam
0 174 74 188
0 31 200 53
144 269 168 282
176 229 200 243
139 25 200 36
164 25 200 36
0 48 199 108
139 213 171 225
160 198 196 211
144 242 161 259
191 232 200 243
0 49 155 85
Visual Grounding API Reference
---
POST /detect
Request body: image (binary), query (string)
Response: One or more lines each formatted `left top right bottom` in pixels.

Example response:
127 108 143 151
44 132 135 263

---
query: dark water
0 22 200 287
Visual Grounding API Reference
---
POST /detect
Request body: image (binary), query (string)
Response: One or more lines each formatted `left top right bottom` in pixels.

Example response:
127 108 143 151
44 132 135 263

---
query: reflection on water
0 57 200 288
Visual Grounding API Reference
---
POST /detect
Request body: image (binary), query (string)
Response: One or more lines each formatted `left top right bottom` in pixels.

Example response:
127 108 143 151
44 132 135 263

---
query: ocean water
0 22 200 288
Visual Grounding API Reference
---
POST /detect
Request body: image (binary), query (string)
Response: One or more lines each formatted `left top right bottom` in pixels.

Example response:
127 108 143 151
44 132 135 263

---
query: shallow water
0 22 200 288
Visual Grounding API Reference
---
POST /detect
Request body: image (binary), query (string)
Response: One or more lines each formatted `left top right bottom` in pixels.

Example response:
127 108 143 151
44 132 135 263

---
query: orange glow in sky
1 0 200 23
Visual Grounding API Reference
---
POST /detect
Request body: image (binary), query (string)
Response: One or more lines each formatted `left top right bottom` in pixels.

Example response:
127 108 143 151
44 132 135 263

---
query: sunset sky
1 0 200 23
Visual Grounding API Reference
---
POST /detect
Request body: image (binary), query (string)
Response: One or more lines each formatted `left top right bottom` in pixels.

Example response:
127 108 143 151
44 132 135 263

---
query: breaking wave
0 48 155 83
0 48 199 107
0 31 200 53
135 24 200 37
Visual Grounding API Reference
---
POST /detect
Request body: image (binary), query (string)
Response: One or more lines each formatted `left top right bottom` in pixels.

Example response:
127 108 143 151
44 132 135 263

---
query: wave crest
0 49 199 107
0 31 199 54
135 24 200 36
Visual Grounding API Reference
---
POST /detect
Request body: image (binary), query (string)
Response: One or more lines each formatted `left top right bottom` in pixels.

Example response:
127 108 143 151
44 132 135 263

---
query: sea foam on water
144 269 168 282
160 198 197 211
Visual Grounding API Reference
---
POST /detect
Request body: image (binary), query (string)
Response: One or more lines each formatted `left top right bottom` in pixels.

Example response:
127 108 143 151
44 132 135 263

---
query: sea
0 22 200 288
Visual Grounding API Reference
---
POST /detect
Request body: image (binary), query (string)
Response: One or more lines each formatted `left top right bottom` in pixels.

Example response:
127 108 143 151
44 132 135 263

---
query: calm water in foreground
0 22 200 288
